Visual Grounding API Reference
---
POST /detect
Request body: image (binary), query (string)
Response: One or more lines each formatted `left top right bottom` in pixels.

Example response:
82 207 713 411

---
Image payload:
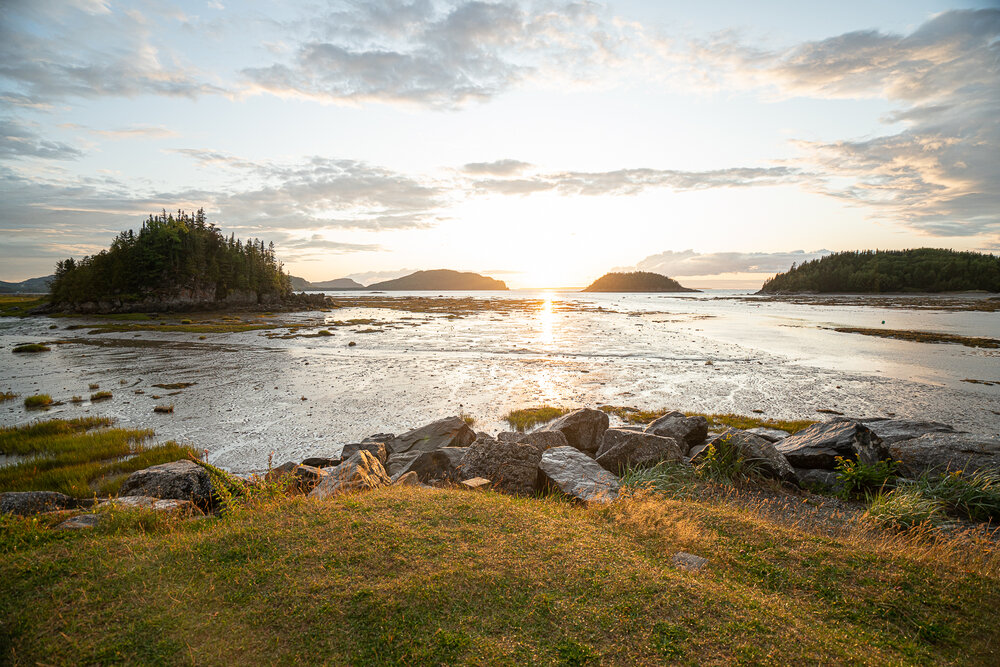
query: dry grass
90 391 112 402
0 391 17 403
504 406 570 431
1 484 997 665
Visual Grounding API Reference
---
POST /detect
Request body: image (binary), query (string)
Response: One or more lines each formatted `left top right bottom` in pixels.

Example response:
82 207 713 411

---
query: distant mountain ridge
582 271 697 292
289 275 364 291
0 275 53 294
369 269 507 291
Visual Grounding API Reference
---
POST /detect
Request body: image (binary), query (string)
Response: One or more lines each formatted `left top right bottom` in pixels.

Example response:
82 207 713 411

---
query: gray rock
853 418 959 445
644 412 709 453
362 433 395 445
672 552 708 572
539 446 619 503
266 461 297 481
388 416 476 455
309 450 391 499
1 491 76 516
595 432 684 474
595 428 635 458
461 438 542 495
386 451 421 478
392 471 423 487
118 460 214 507
775 421 888 470
300 457 341 469
795 468 842 492
99 496 202 514
292 464 328 492
708 428 797 483
745 427 790 442
497 430 569 452
889 433 1000 479
544 408 609 456
341 441 389 465
56 514 100 530
393 447 468 484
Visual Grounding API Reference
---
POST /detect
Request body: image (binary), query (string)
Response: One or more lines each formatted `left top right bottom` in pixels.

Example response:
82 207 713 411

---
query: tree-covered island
582 271 698 292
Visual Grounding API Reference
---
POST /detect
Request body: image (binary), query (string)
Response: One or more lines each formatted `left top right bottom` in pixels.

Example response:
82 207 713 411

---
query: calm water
2 290 998 471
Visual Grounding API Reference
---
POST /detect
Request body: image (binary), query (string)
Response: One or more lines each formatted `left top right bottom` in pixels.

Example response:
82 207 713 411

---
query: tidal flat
1 290 997 472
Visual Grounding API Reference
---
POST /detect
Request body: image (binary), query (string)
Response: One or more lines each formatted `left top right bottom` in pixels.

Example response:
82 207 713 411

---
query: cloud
461 159 532 175
689 9 1000 239
626 249 834 277
0 118 82 159
241 1 629 108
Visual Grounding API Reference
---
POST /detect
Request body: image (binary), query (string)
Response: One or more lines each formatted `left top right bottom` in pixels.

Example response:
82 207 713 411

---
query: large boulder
119 460 214 506
340 441 388 465
386 451 421 478
497 430 569 452
595 432 684 474
309 450 391 499
706 428 797 483
98 496 202 515
461 438 542 495
596 429 635 458
744 427 790 443
393 447 468 484
291 464 328 492
388 417 476 455
539 446 619 503
852 418 959 445
889 433 1000 479
644 412 709 453
775 421 888 470
544 408 609 456
1 491 76 516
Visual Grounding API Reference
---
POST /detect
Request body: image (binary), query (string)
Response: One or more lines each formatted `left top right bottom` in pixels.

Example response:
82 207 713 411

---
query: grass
0 295 47 317
90 391 112 402
23 394 53 409
0 417 197 497
1 391 17 403
151 382 195 390
459 411 476 428
504 406 570 432
1 483 998 664
913 470 1000 523
865 487 945 531
831 327 1000 349
12 343 50 353
599 405 816 434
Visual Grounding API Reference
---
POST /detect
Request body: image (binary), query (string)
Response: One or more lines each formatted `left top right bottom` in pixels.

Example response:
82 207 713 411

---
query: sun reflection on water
540 291 554 345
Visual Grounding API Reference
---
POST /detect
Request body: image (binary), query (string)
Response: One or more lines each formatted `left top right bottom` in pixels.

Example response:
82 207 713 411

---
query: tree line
49 210 292 304
759 249 1000 293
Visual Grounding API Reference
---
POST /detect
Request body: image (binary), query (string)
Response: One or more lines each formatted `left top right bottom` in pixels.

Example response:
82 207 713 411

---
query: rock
1 491 76 516
544 408 609 456
119 460 214 507
386 451 421 478
795 468 842 492
392 471 422 487
56 514 100 530
538 446 620 503
362 433 395 445
671 552 708 572
497 430 569 452
595 428 634 458
388 416 476 455
292 464 328 492
852 418 959 445
340 442 388 465
461 477 491 490
266 461 297 481
775 421 888 470
300 457 341 469
889 433 1000 479
707 429 797 483
99 496 202 514
309 450 391 499
461 438 542 495
644 412 709 453
745 427 790 442
595 432 684 474
393 447 468 484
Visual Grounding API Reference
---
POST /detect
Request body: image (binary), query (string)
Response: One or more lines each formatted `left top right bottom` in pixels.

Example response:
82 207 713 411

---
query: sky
1 0 998 288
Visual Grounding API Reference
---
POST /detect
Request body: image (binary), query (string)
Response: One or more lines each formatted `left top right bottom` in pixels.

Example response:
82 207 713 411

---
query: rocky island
368 269 508 291
582 271 698 292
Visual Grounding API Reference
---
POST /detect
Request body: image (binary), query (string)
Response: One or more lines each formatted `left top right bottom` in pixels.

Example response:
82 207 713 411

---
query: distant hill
368 269 507 291
759 248 1000 294
0 275 53 294
289 276 364 291
582 271 697 293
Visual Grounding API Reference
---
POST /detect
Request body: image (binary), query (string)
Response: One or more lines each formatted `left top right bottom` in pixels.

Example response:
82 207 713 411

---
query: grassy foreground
2 483 998 665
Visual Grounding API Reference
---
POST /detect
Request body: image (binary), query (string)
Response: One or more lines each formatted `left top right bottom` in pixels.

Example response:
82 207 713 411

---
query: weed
23 394 53 409
459 411 476 427
152 382 195 390
69 396 83 403
88 383 99 390
914 470 1000 522
0 391 17 403
835 457 900 498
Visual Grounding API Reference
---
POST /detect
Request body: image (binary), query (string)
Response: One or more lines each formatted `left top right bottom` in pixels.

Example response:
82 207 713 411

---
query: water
1 289 997 472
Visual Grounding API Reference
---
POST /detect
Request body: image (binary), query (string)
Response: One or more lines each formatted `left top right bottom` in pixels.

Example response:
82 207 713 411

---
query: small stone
56 514 100 530
671 552 708 572
461 477 491 490
392 471 422 487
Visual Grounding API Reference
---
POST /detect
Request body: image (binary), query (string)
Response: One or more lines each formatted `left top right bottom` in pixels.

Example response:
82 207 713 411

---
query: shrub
864 486 944 531
23 394 53 409
914 470 1000 523
12 343 50 353
834 456 899 498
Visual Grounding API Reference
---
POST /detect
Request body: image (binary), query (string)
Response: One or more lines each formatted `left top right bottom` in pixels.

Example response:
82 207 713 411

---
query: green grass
90 391 112 402
504 406 570 432
0 417 197 497
12 343 50 353
864 487 945 531
0 484 997 664
0 295 47 317
598 405 816 434
23 394 53 409
1 391 17 403
913 470 1000 523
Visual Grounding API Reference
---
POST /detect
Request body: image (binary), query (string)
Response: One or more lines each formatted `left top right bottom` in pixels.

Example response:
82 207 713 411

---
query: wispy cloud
623 249 834 277
0 118 82 160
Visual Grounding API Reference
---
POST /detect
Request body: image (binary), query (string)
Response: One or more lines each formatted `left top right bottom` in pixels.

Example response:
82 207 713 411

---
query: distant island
47 210 296 312
289 276 364 291
759 249 1000 294
582 271 698 293
0 275 53 294
368 269 508 291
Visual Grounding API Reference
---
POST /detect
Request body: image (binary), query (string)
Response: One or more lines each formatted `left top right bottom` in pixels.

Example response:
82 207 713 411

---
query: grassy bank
2 482 998 665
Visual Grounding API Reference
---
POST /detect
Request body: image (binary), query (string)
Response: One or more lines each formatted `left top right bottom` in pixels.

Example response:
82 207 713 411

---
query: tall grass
864 486 945 531
23 394 53 409
503 406 569 431
913 470 1000 523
